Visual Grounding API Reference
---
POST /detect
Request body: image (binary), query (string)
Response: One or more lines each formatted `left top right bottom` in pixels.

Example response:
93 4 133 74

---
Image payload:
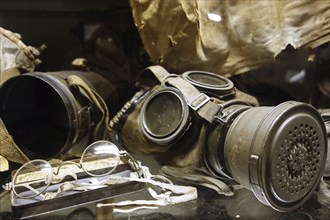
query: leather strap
66 75 110 140
96 165 198 212
144 65 221 123
159 165 240 196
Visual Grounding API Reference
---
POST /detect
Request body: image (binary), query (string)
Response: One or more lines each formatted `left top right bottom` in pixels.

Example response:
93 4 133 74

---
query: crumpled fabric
0 155 9 172
129 0 330 77
0 67 21 86
0 26 42 73
318 178 330 210
0 118 30 165
0 27 41 169
65 74 110 141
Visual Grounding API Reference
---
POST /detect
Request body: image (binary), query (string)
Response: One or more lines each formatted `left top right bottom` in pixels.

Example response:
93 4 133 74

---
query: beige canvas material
0 67 21 86
0 156 9 172
66 75 110 141
0 27 42 166
0 118 30 165
130 0 330 77
0 26 42 73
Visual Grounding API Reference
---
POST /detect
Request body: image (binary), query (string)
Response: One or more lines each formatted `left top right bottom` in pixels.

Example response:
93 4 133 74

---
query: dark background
1 1 330 219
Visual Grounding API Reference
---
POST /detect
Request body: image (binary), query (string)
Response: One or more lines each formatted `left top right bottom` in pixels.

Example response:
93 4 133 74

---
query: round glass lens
13 160 53 198
189 72 228 87
144 92 183 137
81 140 120 176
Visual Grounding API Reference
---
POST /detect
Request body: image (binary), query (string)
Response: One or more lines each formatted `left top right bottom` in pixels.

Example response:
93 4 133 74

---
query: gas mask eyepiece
182 70 235 99
140 87 190 145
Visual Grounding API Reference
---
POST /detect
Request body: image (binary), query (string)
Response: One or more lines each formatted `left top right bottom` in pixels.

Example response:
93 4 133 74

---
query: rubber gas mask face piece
139 69 238 147
117 65 327 212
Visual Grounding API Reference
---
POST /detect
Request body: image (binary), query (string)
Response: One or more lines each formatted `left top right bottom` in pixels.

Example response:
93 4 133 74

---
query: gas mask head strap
143 65 221 123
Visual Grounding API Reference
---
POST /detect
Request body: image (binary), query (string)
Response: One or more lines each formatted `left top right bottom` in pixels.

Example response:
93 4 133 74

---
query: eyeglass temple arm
119 150 142 178
3 181 46 199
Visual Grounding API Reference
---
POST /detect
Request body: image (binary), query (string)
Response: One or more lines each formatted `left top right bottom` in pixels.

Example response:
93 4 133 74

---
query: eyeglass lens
12 141 121 198
12 160 53 198
80 140 120 176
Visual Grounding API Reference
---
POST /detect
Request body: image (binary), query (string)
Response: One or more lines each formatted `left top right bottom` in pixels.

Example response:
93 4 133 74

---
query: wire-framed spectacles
3 140 140 199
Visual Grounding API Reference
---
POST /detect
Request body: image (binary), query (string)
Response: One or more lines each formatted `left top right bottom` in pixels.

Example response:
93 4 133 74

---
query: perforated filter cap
269 112 325 204
224 101 327 212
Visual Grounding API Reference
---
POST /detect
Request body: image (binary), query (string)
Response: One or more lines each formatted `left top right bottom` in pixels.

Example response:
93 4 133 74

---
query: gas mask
112 65 327 212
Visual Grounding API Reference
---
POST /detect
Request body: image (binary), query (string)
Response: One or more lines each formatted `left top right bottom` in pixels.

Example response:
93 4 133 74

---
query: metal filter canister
223 101 327 211
204 103 251 179
0 71 114 159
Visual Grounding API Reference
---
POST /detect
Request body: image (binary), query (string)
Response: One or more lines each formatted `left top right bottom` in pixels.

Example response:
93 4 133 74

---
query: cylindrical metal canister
0 71 115 159
223 101 327 211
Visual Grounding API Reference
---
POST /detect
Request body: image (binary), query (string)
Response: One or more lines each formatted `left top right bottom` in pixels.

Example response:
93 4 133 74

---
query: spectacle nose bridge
51 172 78 184
52 160 82 177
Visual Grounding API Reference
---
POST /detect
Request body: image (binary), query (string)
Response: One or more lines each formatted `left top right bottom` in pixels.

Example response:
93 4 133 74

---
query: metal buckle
78 106 92 132
189 93 210 110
